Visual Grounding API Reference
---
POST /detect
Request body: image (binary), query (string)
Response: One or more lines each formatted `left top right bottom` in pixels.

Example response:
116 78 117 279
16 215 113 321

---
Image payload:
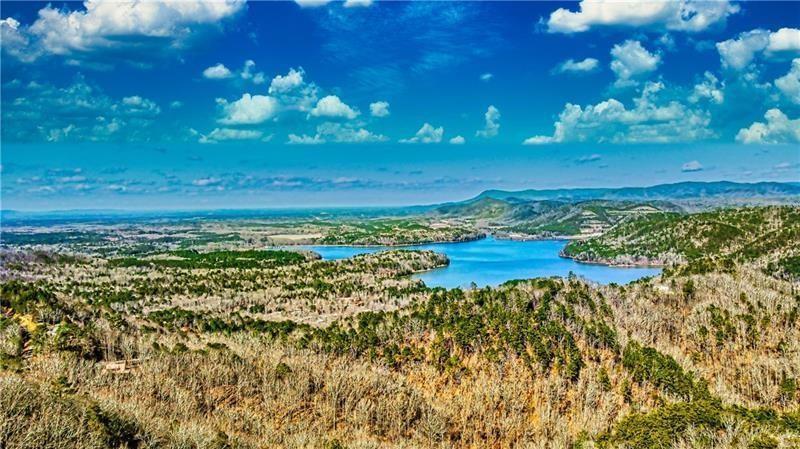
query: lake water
304 236 660 289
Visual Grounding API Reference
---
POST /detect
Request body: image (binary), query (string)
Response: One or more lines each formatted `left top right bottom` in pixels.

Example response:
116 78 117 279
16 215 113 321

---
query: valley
2 182 799 448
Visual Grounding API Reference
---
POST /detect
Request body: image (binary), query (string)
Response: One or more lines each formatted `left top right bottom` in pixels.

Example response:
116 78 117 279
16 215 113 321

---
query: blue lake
304 236 660 289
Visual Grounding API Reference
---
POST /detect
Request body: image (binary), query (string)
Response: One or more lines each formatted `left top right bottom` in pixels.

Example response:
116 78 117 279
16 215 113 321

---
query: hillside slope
563 206 800 272
434 197 680 238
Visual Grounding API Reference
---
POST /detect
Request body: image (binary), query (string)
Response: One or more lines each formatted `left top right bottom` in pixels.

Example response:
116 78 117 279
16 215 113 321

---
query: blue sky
1 1 799 210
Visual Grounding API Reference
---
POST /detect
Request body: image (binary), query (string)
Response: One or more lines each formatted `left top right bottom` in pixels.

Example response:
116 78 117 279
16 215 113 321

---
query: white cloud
369 101 390 117
400 123 444 144
319 122 386 143
267 67 318 112
344 0 373 8
449 135 466 145
523 81 713 144
199 127 264 144
269 67 305 94
546 0 739 34
717 28 800 70
681 160 703 172
1 77 160 142
240 60 266 84
476 105 500 138
294 0 332 8
480 73 494 82
576 153 602 163
119 95 161 116
169 100 183 109
192 177 222 187
736 108 800 144
775 59 800 104
217 93 279 125
716 30 770 70
202 66 332 129
523 135 556 145
203 63 233 79
287 133 325 144
767 28 800 53
1 17 34 62
2 0 246 62
610 40 660 86
689 71 724 104
287 123 386 144
91 117 123 139
46 125 78 142
555 57 599 74
204 60 266 83
657 33 676 51
310 95 358 119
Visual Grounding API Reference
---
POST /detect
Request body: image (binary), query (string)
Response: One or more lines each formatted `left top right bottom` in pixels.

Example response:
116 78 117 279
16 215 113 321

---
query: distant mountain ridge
473 181 800 204
3 182 798 226
432 181 800 239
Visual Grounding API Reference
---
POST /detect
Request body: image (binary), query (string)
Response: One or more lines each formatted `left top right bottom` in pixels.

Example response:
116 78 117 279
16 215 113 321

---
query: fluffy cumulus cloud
546 0 739 34
476 105 501 138
217 94 279 125
211 67 335 132
400 123 444 144
717 28 800 70
681 160 704 172
310 95 359 119
267 68 319 112
523 81 713 144
689 71 725 104
716 30 769 70
1 76 160 142
1 0 245 63
120 96 161 116
203 63 233 79
199 127 264 144
775 59 800 104
1 18 34 62
287 122 386 144
240 60 266 85
555 57 599 74
269 68 305 94
204 60 266 83
736 108 800 144
369 101 390 117
768 28 800 53
449 135 466 145
480 73 494 82
610 40 661 86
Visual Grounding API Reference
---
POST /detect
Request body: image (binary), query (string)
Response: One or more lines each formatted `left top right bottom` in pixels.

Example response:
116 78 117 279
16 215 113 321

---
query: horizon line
2 179 797 216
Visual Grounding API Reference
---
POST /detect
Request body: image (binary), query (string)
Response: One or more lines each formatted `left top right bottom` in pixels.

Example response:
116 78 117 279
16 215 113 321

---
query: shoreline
298 233 666 272
491 232 596 242
558 250 669 268
285 232 488 249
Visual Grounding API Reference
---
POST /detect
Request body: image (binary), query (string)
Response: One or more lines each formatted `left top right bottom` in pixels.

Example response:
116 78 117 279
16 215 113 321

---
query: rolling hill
473 181 800 207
